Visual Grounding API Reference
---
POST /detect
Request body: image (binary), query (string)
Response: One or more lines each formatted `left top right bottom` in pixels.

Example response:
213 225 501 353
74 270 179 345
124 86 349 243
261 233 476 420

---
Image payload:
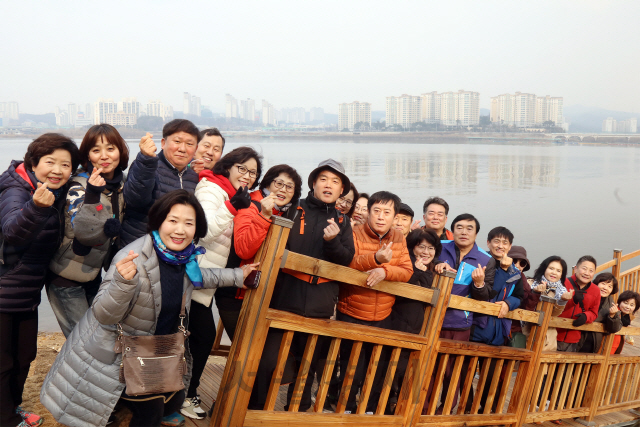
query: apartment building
338 101 371 130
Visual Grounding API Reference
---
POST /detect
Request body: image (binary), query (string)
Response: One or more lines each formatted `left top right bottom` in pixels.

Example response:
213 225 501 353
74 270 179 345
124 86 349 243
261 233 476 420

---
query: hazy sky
2 0 639 115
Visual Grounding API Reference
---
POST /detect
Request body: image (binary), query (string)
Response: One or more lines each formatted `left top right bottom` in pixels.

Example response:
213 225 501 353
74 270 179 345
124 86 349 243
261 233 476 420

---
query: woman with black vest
0 133 80 427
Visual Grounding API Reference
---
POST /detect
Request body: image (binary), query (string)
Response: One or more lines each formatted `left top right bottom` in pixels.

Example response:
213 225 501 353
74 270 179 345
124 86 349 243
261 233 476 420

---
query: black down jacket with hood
0 160 67 312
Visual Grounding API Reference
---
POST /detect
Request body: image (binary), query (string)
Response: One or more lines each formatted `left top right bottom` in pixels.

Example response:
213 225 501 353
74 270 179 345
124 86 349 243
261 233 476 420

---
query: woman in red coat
217 164 303 340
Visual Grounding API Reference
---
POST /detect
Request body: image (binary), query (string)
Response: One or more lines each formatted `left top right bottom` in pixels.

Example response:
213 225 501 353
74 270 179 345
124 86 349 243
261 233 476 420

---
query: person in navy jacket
422 213 491 415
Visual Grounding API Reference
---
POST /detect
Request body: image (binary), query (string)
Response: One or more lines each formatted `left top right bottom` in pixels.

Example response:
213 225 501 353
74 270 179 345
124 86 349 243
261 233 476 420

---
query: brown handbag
114 293 189 396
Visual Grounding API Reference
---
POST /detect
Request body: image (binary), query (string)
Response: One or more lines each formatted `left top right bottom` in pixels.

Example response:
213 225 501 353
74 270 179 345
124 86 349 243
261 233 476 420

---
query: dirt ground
22 332 132 427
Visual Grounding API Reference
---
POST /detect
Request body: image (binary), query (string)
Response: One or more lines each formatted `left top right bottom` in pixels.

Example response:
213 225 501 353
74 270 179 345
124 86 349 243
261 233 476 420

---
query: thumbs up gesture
33 182 55 207
375 243 393 264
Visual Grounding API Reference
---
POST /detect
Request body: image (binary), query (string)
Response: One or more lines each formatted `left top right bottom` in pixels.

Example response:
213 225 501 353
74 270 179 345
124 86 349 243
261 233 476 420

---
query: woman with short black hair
0 133 80 427
41 190 257 427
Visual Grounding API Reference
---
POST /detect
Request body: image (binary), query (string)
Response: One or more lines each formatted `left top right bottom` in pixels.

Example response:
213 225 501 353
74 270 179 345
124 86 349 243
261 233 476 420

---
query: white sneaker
181 396 206 420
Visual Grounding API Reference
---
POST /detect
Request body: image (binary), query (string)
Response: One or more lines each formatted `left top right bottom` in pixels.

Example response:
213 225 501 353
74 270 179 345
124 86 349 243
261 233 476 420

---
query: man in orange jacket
336 191 413 413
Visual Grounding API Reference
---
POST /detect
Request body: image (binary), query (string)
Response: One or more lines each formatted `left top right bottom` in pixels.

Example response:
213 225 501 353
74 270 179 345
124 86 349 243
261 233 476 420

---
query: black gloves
573 290 584 305
229 186 251 210
572 313 587 327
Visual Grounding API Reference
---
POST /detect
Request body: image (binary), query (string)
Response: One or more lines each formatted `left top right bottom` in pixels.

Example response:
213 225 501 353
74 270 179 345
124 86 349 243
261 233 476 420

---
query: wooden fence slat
548 363 566 411
288 334 318 412
441 355 464 415
457 356 478 415
356 344 383 414
313 337 341 413
620 248 640 262
575 363 591 406
623 363 640 403
538 363 557 411
426 353 449 415
437 339 532 361
566 363 584 409
495 359 516 414
264 330 295 410
335 341 363 414
611 363 627 405
529 364 546 412
470 357 491 415
603 364 619 407
557 363 575 411
377 347 402 415
482 358 504 415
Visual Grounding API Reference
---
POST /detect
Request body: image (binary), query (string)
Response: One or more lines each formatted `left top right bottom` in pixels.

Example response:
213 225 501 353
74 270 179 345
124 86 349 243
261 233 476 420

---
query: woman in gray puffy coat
40 190 257 427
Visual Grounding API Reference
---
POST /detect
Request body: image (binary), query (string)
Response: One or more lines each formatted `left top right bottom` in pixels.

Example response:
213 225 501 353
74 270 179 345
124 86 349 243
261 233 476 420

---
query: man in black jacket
120 119 201 247
249 159 355 411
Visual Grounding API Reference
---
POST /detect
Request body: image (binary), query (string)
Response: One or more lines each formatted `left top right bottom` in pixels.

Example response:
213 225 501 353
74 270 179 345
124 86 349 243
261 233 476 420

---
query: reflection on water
1 138 639 332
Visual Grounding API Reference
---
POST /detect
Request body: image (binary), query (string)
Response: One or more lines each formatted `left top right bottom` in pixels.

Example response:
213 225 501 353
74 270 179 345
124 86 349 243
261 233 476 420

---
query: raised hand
609 302 619 317
241 262 260 279
435 262 456 274
33 182 55 207
260 192 278 219
414 258 427 272
534 282 548 293
411 219 422 231
191 159 205 174
500 254 513 270
376 243 393 264
229 186 252 210
323 218 340 241
139 132 157 157
561 288 575 301
472 264 486 287
88 166 106 187
366 267 386 288
116 250 139 280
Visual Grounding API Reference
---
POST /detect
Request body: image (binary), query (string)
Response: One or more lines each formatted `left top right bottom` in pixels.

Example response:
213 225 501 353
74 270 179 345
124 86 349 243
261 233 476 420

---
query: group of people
0 120 638 427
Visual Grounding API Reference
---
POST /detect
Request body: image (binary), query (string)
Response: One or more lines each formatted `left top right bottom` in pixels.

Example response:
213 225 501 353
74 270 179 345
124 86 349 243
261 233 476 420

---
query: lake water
1 137 639 334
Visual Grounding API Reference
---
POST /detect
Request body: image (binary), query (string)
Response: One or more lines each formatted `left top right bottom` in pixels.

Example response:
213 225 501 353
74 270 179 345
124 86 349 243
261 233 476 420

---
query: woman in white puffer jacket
182 146 263 419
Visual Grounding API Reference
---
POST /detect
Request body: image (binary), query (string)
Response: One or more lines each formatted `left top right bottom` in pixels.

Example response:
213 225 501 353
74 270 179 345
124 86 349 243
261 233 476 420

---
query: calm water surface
2 138 639 333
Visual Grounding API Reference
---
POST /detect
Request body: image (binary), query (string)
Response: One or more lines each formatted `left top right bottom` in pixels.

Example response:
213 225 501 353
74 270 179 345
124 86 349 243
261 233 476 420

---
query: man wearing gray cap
249 159 355 411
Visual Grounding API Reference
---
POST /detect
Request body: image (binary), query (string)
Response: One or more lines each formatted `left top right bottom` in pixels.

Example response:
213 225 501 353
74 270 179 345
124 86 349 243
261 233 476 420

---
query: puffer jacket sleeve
201 267 244 289
92 250 140 325
124 151 158 209
69 182 114 246
381 244 413 282
234 203 271 260
0 187 52 246
324 216 355 266
195 180 235 245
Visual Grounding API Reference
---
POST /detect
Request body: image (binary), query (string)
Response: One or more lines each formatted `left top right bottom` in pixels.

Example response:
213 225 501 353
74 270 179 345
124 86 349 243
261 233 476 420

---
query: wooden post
576 332 616 426
210 217 292 427
611 249 622 302
512 295 555 427
396 270 456 426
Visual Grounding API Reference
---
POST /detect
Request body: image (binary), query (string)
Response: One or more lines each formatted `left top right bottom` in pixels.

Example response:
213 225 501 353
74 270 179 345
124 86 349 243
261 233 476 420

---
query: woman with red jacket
218 164 303 341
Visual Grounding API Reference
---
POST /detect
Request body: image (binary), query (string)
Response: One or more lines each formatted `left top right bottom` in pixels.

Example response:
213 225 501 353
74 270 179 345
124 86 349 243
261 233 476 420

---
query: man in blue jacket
468 226 524 412
424 213 491 414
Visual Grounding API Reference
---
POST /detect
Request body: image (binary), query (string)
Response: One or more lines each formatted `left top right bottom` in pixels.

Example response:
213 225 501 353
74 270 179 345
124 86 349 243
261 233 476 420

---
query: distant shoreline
2 130 639 146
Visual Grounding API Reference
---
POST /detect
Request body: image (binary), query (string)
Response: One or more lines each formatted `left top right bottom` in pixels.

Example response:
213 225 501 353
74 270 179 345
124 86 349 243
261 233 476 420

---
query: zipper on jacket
177 169 185 189
137 355 178 366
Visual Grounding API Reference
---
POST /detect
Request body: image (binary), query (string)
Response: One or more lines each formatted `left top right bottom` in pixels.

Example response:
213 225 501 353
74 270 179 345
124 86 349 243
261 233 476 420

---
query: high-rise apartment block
147 100 173 121
67 103 78 126
119 97 141 117
338 101 371 130
0 102 20 125
85 103 94 125
225 94 238 119
239 98 255 121
280 107 306 124
386 90 479 127
262 100 276 126
105 111 137 127
310 107 324 122
491 93 564 127
183 92 201 117
603 117 637 133
55 107 69 127
386 95 422 128
94 98 117 124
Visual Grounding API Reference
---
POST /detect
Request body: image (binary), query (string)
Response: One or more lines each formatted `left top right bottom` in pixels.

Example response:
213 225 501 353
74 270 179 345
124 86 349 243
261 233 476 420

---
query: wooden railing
210 218 640 427
596 248 640 295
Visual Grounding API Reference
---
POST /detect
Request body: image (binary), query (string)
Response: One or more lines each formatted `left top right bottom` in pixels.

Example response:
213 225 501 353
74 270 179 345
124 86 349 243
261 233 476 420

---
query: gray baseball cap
307 158 351 197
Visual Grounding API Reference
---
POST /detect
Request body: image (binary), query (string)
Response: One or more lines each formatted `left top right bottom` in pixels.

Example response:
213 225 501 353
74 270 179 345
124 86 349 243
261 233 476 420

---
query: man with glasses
421 196 453 241
250 159 355 412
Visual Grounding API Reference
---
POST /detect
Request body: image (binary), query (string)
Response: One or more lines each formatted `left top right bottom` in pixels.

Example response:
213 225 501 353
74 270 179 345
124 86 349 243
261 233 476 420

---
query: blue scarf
151 231 206 288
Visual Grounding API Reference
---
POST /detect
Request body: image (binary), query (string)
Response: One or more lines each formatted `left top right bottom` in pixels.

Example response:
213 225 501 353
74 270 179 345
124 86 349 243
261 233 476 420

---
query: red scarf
199 170 236 199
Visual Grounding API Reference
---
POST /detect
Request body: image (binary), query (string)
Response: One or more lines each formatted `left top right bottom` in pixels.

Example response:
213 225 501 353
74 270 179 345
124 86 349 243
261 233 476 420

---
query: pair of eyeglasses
235 164 258 179
272 179 295 193
337 197 353 208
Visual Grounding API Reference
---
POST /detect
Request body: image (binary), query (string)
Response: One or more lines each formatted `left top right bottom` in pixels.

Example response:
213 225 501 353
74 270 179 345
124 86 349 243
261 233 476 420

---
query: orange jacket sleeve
349 238 379 271
381 243 413 282
233 203 272 260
